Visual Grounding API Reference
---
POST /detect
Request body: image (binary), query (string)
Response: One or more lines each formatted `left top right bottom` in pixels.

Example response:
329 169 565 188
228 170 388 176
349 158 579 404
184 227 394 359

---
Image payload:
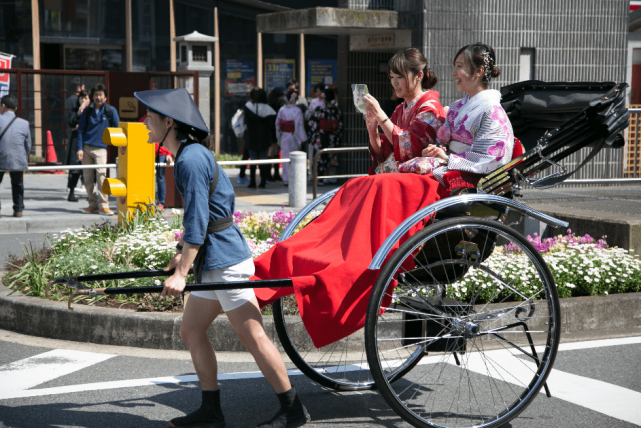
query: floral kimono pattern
276 104 307 182
432 89 514 185
308 101 343 177
370 90 445 174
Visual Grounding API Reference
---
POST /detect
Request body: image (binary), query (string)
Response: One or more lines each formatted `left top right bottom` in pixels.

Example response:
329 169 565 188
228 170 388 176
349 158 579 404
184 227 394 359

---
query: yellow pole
214 7 221 154
31 0 42 156
257 32 263 89
125 0 133 72
169 0 176 72
299 34 305 97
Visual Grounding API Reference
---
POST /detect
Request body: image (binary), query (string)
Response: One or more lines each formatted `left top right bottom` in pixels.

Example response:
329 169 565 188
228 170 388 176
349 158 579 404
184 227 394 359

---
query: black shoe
258 180 266 189
68 191 79 202
248 181 257 189
169 390 226 428
257 387 310 428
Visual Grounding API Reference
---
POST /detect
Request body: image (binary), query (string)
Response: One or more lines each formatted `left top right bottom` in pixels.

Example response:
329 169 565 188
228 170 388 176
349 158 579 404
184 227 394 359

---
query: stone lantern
173 31 218 131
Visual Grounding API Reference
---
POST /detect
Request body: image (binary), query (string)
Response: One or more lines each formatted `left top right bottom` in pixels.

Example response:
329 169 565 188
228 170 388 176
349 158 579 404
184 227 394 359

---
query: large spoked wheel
365 217 561 428
273 297 425 391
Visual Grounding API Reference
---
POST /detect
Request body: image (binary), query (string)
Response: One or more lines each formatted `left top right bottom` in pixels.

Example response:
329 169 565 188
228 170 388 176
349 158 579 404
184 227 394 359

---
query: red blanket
252 173 442 348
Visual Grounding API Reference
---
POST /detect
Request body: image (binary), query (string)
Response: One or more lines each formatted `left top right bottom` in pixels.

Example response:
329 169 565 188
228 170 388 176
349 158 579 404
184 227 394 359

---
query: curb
2 279 641 350
0 282 282 351
0 216 118 235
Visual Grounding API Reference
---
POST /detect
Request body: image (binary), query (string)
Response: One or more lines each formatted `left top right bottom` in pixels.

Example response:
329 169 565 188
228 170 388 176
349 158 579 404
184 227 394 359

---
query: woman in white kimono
423 43 514 185
276 90 307 185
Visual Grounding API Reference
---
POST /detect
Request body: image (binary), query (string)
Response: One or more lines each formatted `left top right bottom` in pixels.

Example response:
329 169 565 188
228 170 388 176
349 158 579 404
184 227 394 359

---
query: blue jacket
77 103 120 151
174 141 252 271
0 111 32 171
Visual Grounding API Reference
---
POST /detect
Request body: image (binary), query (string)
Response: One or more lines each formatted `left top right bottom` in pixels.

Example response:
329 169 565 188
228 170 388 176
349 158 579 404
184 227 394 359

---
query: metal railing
312 147 369 198
3 158 291 173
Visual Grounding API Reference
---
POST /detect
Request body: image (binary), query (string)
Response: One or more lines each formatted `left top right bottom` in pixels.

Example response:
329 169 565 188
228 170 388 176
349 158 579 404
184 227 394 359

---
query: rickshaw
50 81 629 428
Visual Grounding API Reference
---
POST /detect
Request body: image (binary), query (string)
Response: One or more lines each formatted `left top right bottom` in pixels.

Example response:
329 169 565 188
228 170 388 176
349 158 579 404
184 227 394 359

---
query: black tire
365 217 561 428
273 297 426 391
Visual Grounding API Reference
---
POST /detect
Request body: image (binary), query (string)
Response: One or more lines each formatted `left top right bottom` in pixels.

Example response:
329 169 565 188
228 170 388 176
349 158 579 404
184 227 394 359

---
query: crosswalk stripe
0 349 114 400
460 346 641 426
0 369 306 400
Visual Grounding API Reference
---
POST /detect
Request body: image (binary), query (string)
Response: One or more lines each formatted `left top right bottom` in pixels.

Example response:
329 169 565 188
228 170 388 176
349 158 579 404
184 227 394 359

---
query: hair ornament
482 50 492 83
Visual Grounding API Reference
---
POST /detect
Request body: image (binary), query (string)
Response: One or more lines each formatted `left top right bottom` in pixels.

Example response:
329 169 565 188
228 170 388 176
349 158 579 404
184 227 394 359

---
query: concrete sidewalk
0 168 341 235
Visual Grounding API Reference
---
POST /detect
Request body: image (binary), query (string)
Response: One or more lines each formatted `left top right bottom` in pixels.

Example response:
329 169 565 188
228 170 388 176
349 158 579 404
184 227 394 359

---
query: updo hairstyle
454 43 501 85
323 87 335 103
286 89 298 104
387 47 438 90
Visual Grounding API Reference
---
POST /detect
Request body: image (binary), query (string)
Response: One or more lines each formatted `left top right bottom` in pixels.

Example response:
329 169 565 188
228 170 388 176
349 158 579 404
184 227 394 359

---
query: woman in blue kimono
135 88 309 428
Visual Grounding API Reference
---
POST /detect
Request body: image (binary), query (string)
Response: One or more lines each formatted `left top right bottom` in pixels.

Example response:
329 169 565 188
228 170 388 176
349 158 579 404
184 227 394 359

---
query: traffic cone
44 130 64 174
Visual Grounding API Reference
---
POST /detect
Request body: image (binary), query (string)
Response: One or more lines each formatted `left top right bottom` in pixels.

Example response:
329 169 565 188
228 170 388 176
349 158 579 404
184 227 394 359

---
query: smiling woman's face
452 53 483 95
143 111 169 144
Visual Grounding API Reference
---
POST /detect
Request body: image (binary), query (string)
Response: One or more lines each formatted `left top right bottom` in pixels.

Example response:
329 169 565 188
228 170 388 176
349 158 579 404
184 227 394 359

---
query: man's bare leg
226 298 290 393
170 295 226 428
179 294 223 390
227 298 308 428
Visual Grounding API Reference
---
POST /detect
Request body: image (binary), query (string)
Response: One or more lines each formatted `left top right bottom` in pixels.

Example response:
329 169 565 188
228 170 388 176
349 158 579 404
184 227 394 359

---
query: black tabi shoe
257 387 310 428
68 190 79 202
169 390 226 428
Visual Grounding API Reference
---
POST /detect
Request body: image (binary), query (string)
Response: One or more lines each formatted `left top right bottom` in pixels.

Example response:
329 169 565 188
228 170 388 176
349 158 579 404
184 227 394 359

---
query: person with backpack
77 83 119 215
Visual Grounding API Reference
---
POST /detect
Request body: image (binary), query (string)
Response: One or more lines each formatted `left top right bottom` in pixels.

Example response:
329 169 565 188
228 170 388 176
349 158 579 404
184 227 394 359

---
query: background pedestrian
64 90 89 202
77 83 119 215
0 95 32 218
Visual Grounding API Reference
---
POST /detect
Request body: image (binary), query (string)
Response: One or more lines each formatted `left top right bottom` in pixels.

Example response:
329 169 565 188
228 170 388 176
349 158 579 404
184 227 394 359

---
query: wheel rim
367 219 560 428
274 296 425 390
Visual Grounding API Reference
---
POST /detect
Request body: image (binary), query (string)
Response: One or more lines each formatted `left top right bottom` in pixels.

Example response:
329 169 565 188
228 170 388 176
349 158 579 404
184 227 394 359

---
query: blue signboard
307 59 337 97
265 59 295 93
225 60 255 97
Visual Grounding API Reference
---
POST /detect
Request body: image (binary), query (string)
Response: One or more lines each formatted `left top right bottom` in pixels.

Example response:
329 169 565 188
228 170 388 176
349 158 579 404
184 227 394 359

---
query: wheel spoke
366 217 560 428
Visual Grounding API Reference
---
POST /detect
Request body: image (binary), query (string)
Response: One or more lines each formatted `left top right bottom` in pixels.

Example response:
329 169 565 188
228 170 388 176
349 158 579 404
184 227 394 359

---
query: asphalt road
0 330 639 428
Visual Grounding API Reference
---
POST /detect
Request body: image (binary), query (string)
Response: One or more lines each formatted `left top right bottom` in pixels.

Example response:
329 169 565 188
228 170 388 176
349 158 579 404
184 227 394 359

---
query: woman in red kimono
363 48 445 174
252 49 448 348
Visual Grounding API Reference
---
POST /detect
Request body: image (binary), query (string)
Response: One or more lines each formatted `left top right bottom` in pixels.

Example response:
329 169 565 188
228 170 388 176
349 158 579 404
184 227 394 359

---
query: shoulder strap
105 104 114 126
84 104 113 129
209 157 219 197
0 117 18 141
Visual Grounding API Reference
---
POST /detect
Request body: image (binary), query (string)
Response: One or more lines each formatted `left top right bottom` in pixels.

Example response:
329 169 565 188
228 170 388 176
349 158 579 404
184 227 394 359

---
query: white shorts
190 258 256 312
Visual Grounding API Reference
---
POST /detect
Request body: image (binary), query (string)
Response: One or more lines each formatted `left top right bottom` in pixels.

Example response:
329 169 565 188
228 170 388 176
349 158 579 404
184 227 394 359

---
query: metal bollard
289 151 307 208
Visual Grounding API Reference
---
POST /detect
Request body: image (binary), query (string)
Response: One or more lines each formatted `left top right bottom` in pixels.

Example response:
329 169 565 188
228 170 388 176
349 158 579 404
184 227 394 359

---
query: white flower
90 265 98 269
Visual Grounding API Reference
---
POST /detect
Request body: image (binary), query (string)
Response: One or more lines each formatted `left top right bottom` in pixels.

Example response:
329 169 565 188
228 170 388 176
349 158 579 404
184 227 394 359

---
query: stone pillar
289 151 307 208
174 31 219 132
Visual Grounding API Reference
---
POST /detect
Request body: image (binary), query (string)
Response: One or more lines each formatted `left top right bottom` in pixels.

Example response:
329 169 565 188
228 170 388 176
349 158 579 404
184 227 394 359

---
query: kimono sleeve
275 109 284 142
294 109 307 143
307 109 321 146
447 105 514 175
386 104 442 163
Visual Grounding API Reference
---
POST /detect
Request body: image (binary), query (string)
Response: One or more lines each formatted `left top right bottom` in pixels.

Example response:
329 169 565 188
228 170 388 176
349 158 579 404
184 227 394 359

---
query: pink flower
491 106 508 125
488 141 506 159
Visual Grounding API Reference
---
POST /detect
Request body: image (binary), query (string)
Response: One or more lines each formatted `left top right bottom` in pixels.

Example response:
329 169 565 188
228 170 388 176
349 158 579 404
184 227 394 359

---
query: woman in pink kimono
424 43 514 185
363 47 446 174
276 90 307 185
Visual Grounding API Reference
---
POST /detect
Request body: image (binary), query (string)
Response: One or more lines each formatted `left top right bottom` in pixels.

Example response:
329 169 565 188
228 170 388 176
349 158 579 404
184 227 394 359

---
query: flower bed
3 205 640 312
447 231 641 302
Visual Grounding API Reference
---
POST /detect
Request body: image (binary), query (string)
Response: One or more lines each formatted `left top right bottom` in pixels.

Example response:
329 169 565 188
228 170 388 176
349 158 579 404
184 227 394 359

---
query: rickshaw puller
135 88 309 428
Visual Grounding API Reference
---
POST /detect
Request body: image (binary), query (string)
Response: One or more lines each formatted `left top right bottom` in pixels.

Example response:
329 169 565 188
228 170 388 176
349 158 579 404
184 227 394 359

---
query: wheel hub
451 319 480 339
